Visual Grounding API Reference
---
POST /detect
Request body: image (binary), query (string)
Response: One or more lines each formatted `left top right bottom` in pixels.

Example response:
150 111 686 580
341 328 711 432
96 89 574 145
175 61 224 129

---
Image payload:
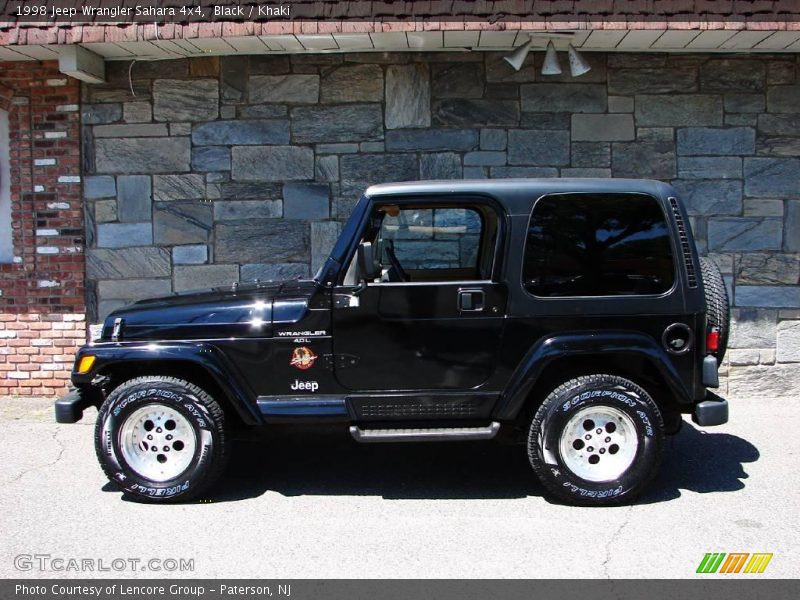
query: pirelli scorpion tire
699 256 730 363
95 376 228 503
528 374 664 506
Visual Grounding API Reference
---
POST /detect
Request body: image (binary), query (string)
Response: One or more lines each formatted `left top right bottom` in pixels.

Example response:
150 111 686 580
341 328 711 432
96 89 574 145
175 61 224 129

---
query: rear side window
523 193 674 297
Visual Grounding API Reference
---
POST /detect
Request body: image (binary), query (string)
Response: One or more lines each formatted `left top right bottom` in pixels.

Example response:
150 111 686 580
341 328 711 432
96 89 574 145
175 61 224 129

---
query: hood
100 280 319 342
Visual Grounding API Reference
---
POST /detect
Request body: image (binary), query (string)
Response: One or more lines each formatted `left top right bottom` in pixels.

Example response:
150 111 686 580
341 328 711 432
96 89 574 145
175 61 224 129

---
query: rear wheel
528 374 664 506
95 376 228 503
699 256 730 362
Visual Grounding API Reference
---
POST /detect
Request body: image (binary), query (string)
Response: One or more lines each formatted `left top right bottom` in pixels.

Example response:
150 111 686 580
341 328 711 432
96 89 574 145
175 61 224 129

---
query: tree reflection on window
524 194 675 297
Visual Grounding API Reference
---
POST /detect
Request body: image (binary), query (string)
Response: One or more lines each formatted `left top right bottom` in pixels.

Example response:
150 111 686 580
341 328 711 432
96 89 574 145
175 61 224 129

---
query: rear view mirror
357 242 380 281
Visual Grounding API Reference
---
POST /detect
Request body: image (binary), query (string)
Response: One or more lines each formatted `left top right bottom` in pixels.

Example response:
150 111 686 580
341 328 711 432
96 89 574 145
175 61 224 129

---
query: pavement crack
7 427 66 486
602 504 633 580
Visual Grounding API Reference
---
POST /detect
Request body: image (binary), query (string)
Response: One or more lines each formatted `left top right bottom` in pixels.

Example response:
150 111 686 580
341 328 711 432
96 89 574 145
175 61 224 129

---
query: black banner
3 580 800 600
2 0 799 24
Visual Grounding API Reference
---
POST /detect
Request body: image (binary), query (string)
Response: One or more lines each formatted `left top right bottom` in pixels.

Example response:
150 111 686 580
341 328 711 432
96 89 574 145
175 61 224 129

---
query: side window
523 193 674 297
374 205 490 281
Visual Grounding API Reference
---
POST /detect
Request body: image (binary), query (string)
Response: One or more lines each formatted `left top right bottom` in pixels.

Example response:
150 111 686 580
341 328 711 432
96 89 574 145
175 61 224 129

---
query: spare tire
699 256 730 362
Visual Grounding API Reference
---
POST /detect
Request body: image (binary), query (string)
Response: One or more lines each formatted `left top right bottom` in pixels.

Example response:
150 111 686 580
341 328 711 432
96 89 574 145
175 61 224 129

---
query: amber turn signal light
76 355 96 374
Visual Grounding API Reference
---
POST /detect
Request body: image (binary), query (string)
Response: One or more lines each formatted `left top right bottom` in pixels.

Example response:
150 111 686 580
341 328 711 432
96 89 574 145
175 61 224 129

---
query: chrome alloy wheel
118 405 197 482
558 405 639 482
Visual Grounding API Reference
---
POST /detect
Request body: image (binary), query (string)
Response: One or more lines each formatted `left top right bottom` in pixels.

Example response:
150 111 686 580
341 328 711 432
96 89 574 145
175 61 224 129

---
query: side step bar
349 422 501 443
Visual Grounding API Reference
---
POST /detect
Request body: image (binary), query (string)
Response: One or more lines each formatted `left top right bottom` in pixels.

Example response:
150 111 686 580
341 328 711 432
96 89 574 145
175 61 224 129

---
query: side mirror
357 242 380 281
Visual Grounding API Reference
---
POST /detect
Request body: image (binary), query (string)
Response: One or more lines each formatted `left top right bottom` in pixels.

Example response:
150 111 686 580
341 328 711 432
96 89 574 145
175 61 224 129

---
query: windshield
313 195 370 281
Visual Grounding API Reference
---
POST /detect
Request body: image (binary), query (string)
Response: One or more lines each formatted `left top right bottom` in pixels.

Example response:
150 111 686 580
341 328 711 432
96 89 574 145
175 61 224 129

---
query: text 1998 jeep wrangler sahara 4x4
57 179 730 506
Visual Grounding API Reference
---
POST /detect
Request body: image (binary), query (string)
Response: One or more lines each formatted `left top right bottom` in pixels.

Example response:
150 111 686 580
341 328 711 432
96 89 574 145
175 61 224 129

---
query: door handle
458 289 485 312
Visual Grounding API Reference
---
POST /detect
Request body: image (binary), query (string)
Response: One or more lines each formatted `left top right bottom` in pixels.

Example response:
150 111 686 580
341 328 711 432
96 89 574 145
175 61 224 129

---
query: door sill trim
258 396 347 418
350 421 500 443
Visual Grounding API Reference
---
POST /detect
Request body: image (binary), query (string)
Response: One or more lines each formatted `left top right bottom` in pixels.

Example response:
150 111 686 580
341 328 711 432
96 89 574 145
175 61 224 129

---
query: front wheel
94 376 228 503
528 374 664 506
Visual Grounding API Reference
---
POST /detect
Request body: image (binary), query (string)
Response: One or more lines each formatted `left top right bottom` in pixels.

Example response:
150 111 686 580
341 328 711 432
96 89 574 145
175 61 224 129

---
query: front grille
669 197 698 289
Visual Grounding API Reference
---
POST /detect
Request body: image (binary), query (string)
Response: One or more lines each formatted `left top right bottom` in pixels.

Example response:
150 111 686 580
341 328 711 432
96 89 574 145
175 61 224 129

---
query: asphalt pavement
0 395 797 579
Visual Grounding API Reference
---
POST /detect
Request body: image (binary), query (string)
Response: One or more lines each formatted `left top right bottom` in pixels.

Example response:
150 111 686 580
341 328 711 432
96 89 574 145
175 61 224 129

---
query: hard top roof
365 178 675 215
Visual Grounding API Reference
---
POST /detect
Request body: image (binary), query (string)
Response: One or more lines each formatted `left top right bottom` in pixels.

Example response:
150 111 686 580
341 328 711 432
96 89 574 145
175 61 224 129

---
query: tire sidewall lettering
561 482 624 498
561 390 636 412
129 480 191 497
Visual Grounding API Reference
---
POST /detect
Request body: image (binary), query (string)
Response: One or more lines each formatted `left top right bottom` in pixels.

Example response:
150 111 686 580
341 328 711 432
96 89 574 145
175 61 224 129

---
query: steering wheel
385 241 410 282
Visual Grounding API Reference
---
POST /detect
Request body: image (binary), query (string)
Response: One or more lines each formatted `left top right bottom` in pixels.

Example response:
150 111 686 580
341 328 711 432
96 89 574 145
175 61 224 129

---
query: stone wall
80 52 800 395
0 61 85 396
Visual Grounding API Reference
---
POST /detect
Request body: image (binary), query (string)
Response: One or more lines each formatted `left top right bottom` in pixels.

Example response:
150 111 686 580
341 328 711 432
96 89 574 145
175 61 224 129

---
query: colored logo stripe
697 552 773 574
720 553 749 573
697 553 726 573
744 553 773 574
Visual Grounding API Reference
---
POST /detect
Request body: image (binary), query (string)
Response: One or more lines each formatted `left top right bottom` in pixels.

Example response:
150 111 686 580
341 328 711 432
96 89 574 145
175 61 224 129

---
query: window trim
520 191 679 301
336 194 506 288
367 279 495 288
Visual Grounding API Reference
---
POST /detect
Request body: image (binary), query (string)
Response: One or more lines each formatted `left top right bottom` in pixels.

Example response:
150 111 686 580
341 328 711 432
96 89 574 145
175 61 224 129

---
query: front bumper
54 388 103 424
692 391 728 427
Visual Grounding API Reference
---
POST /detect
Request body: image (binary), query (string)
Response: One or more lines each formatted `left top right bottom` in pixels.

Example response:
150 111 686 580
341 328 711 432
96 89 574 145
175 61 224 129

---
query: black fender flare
493 331 692 420
71 341 261 425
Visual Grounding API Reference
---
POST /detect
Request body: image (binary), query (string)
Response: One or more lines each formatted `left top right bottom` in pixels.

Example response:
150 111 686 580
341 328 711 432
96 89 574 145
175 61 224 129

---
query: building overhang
1 25 799 64
1 4 799 79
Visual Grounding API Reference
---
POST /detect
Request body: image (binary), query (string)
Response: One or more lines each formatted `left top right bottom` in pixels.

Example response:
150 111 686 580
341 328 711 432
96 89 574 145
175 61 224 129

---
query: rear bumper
692 391 728 427
702 355 720 388
54 388 102 424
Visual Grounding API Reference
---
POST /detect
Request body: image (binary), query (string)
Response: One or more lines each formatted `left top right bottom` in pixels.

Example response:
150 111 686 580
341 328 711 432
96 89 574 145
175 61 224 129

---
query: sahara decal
290 347 318 371
291 380 319 392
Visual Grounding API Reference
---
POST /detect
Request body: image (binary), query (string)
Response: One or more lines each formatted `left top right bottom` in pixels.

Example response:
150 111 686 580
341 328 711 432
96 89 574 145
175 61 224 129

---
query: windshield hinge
111 317 124 342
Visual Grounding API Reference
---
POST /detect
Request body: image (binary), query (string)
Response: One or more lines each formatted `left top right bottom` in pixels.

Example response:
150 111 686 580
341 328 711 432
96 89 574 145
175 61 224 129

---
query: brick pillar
0 62 84 397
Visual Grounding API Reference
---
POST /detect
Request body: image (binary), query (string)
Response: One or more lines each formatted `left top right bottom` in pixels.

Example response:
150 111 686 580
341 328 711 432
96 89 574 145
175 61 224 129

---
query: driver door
332 202 507 392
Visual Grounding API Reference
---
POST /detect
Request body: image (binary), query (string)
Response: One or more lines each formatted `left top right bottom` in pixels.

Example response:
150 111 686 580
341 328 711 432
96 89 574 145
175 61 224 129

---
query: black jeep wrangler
57 179 730 506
